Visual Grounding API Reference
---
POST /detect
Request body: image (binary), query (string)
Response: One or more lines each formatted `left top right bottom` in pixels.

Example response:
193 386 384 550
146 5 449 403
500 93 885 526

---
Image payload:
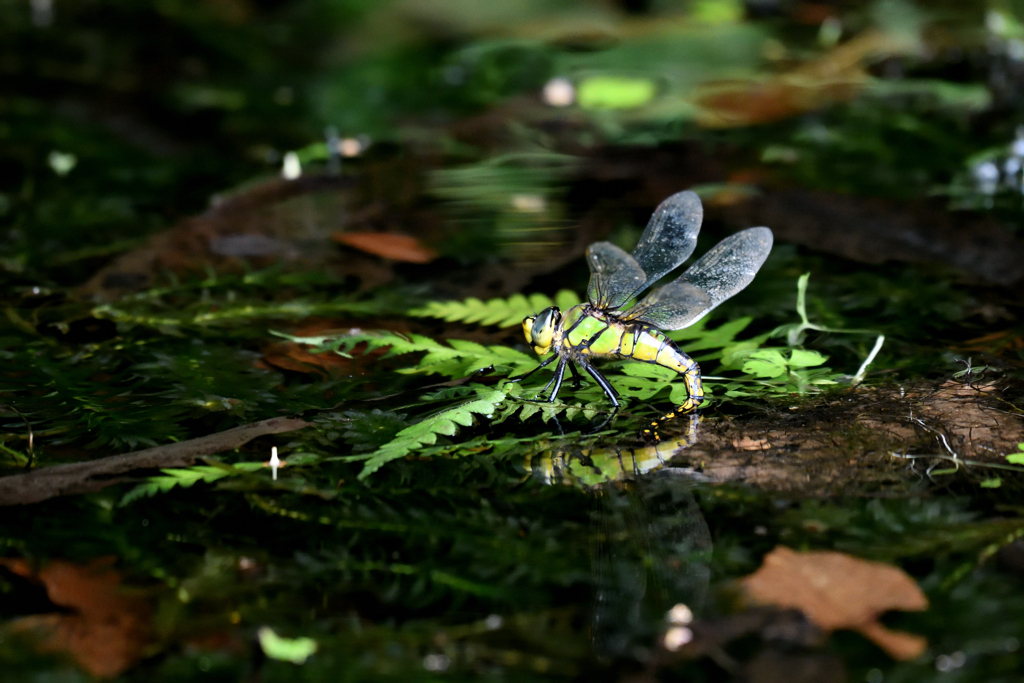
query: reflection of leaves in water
525 425 709 659
592 472 711 659
339 409 410 453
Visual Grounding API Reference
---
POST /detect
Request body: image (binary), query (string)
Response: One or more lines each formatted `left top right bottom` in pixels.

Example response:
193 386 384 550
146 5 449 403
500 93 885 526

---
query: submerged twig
0 416 311 506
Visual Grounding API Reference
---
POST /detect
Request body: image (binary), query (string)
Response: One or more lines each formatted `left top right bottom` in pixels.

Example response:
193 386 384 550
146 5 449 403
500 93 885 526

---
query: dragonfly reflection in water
514 190 772 436
525 415 711 659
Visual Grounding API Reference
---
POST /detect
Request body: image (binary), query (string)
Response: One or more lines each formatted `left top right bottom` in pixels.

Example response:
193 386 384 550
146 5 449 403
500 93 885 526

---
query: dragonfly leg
581 363 620 408
567 362 585 390
542 357 568 402
506 354 557 384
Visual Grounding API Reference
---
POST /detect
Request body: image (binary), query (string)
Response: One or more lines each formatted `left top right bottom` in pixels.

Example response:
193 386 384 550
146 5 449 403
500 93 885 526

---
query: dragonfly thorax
522 306 561 356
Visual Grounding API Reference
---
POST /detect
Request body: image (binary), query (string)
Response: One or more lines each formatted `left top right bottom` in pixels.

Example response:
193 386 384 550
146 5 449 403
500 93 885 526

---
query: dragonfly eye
527 307 560 355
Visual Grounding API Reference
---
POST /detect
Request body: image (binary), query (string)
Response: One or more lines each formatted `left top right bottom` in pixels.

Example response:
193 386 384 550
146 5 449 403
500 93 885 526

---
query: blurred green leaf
577 76 657 110
258 627 317 665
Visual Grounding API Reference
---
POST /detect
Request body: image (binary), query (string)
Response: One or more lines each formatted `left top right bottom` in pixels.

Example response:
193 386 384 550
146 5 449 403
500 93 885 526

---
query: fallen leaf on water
0 557 152 677
260 341 357 376
333 232 438 263
258 319 394 376
741 546 928 660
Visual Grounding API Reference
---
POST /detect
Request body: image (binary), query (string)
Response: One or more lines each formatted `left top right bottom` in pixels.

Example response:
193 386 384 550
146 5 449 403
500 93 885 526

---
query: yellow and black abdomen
560 305 704 413
616 323 704 412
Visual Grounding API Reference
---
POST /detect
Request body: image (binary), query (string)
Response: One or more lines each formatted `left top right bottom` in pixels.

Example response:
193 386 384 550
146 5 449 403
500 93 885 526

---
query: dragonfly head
522 306 561 356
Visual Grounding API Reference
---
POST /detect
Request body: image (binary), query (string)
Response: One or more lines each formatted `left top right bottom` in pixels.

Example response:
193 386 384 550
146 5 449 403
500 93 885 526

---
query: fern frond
408 290 580 328
279 331 539 379
356 388 509 478
120 462 263 505
494 398 606 424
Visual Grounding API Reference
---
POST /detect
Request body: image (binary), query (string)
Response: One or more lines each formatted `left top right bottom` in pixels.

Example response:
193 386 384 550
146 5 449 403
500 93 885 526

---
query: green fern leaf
670 316 754 351
357 388 508 478
119 462 264 505
617 363 678 400
408 290 581 328
280 331 539 379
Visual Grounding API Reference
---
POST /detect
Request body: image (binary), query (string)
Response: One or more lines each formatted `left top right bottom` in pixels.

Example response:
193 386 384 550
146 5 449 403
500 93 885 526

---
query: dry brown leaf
695 77 863 128
258 319 394 377
960 329 1024 356
0 557 152 677
694 30 918 128
333 232 439 263
741 546 928 660
260 341 361 376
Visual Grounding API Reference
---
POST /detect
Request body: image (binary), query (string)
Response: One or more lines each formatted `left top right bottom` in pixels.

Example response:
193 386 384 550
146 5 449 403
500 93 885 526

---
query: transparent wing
622 227 773 330
619 280 712 329
585 242 646 310
586 191 703 310
629 190 703 296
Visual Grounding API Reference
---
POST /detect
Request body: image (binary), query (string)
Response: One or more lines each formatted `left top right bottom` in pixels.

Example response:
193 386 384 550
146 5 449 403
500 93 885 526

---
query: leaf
409 290 581 328
357 388 508 478
691 0 744 24
618 363 679 400
741 349 788 378
0 557 152 678
120 462 263 505
980 477 1002 488
789 348 828 367
332 232 438 263
261 341 358 376
693 30 919 128
577 76 658 109
741 546 928 661
258 627 317 664
283 331 539 378
669 316 751 348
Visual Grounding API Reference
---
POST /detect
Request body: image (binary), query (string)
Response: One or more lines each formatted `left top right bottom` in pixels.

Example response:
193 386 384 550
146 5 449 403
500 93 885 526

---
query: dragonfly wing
586 242 646 310
619 279 712 329
623 227 773 330
629 191 703 295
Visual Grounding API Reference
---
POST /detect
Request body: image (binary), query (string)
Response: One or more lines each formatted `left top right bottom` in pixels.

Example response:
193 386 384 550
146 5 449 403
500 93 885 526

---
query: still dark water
2 2 1024 681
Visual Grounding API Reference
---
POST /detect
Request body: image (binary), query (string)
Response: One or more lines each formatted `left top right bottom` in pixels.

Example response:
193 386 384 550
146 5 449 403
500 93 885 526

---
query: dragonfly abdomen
561 312 704 412
620 325 704 409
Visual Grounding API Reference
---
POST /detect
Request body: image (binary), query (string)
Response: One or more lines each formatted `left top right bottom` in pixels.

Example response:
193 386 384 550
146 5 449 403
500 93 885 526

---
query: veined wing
622 227 773 330
585 242 646 310
585 190 703 310
629 190 703 297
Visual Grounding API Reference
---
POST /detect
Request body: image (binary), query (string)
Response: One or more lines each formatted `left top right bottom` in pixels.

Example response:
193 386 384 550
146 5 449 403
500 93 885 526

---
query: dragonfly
510 190 772 436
